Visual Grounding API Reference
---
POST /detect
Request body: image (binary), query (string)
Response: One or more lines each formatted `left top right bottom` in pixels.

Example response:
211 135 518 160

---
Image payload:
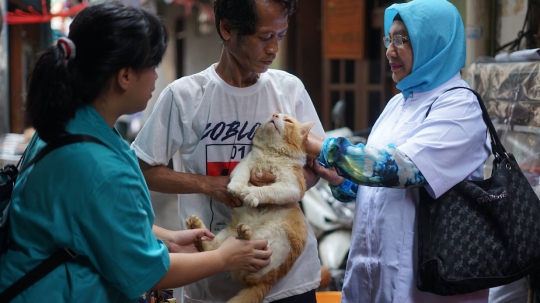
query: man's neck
215 51 260 88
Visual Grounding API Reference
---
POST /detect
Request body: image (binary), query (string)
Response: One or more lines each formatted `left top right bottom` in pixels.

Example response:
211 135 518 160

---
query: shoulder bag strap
425 86 507 160
0 134 106 302
18 134 106 174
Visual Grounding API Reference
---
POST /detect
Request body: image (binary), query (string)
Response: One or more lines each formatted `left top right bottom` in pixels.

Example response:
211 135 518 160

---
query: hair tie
57 37 76 61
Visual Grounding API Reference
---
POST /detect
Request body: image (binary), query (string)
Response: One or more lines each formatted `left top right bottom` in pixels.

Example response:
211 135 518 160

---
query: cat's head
253 112 315 155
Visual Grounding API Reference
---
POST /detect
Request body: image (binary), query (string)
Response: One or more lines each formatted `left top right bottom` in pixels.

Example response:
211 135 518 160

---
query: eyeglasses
383 35 410 48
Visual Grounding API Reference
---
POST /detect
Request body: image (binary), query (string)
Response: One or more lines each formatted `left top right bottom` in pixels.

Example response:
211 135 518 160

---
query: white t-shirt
341 73 491 303
132 64 324 303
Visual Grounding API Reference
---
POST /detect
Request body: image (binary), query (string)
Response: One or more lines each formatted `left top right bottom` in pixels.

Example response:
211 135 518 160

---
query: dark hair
213 0 297 41
27 2 168 142
393 13 403 22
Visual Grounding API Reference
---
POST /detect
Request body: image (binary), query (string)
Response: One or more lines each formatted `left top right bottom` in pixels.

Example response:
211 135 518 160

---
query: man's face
226 0 289 74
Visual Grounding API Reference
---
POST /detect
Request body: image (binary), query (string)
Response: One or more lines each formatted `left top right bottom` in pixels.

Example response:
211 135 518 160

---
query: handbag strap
425 87 507 160
0 249 77 302
0 134 106 199
18 134 106 175
0 134 106 302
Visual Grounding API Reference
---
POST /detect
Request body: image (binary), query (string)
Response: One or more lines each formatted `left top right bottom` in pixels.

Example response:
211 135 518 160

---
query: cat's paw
185 215 206 252
242 189 260 207
236 224 252 240
185 215 204 230
227 180 245 197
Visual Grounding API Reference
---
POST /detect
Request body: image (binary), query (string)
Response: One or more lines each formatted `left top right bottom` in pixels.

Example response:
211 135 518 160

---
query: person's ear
116 67 132 91
219 20 232 41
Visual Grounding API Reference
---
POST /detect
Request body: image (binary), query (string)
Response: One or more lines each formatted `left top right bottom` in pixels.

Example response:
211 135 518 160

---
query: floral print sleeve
318 137 427 201
328 179 358 203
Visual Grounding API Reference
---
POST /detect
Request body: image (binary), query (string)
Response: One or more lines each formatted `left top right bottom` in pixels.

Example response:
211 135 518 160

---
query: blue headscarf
384 0 466 98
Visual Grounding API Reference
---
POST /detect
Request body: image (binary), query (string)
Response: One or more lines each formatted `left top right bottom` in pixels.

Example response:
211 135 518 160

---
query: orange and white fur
186 112 315 303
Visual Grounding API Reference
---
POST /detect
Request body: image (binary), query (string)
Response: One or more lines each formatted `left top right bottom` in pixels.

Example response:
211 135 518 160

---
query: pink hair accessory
57 37 76 61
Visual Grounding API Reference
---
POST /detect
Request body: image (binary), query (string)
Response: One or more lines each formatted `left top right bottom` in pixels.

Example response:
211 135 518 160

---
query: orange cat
186 112 315 303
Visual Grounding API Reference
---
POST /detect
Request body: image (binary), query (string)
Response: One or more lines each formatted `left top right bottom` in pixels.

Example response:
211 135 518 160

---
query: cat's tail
226 283 273 303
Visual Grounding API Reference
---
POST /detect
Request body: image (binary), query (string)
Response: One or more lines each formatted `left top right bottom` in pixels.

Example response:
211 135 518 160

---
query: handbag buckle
503 153 511 170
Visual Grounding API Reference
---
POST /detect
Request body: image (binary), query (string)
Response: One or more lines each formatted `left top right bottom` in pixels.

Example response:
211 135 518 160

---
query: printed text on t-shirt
201 121 261 142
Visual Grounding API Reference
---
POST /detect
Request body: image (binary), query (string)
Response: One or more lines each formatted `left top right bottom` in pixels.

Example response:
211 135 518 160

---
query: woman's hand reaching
216 237 273 272
153 233 273 289
306 158 344 187
163 229 215 253
305 132 325 159
153 225 214 253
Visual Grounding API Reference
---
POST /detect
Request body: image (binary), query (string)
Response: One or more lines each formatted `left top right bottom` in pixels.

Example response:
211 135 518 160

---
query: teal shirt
0 106 170 302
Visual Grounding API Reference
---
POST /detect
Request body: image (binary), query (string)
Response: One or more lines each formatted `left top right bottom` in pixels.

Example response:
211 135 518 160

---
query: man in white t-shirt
131 0 324 302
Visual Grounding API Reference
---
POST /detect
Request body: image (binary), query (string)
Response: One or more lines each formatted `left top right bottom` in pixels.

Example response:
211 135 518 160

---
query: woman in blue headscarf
305 0 491 302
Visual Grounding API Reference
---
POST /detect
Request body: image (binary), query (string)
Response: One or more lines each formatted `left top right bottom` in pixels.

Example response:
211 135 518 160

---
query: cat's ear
300 121 315 139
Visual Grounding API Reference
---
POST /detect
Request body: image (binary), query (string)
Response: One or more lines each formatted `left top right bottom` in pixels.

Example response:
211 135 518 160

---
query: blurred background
1 0 539 141
2 0 540 232
1 0 540 301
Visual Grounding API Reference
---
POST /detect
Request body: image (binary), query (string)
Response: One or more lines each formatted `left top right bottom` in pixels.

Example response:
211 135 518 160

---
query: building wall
143 3 222 123
182 10 221 76
498 0 529 49
450 0 530 67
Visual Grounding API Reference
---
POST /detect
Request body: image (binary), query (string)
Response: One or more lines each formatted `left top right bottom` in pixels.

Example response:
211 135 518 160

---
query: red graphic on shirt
206 144 250 177
207 161 240 177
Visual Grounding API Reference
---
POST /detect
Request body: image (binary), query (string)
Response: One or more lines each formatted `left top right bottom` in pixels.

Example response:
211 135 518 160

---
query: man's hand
248 161 319 189
203 176 243 207
249 172 276 187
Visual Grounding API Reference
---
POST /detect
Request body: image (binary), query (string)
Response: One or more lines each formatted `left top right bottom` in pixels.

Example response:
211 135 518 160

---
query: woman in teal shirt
0 3 271 302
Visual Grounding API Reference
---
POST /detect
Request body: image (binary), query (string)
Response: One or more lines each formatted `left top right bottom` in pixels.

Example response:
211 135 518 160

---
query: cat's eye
284 119 293 123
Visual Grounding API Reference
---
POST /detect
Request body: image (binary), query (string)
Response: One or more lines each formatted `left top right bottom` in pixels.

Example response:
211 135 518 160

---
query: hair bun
57 37 76 61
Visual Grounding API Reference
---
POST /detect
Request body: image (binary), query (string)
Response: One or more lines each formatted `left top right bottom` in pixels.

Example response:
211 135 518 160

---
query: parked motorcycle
303 100 366 291
302 175 354 291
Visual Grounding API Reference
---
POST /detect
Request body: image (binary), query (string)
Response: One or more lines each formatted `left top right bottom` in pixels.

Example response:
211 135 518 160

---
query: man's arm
138 159 242 207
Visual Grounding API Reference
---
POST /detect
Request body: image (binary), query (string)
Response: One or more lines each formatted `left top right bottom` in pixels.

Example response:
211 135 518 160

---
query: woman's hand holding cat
203 175 243 207
166 229 215 253
303 165 320 189
305 132 325 159
153 225 215 253
304 133 345 186
306 158 345 187
216 237 273 272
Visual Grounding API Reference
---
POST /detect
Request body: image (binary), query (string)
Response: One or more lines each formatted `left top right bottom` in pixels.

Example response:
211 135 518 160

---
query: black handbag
416 87 540 296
